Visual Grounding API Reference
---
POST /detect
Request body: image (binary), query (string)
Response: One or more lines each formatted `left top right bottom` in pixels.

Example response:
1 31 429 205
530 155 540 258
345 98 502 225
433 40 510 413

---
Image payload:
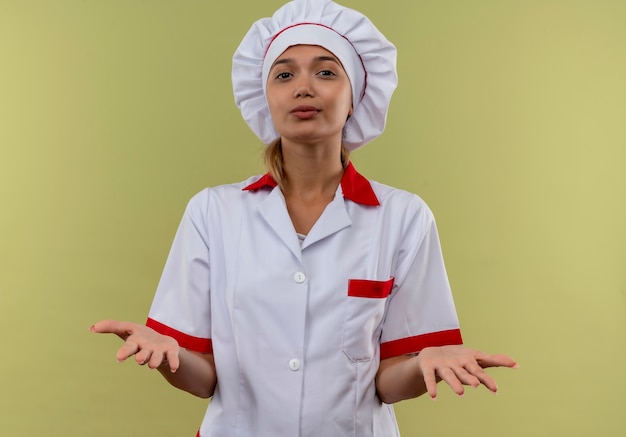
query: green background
1 0 625 435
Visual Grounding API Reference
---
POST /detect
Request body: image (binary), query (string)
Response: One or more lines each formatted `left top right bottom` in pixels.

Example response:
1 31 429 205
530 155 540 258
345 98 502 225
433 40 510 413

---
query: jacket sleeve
380 197 462 360
146 189 213 354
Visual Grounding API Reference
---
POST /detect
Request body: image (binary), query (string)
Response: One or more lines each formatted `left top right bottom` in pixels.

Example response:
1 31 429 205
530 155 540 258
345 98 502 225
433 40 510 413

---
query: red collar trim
242 162 380 206
243 173 277 191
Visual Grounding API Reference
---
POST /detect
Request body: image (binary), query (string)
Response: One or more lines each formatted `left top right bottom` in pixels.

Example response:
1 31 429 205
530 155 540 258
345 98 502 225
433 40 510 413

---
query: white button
293 272 306 283
288 358 301 371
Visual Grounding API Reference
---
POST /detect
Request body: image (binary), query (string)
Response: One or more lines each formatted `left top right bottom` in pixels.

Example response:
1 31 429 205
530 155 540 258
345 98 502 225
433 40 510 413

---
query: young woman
91 1 517 435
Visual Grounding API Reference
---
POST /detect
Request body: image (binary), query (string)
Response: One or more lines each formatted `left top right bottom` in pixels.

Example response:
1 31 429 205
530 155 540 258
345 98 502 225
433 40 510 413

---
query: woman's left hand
416 345 518 400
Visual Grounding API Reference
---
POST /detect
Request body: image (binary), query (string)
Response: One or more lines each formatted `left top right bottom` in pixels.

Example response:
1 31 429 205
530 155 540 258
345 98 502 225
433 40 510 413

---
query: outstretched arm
90 319 217 399
375 345 518 404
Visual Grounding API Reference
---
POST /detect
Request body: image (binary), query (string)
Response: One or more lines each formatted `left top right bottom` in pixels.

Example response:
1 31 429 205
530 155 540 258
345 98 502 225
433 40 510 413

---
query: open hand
416 345 518 399
90 320 180 372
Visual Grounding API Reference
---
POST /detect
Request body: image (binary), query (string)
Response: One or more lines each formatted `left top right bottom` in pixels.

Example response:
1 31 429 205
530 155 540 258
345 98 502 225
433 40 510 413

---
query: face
265 45 353 145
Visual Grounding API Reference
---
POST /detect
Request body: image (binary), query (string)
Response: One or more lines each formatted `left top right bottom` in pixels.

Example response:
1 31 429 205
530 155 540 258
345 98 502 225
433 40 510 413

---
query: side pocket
342 277 394 362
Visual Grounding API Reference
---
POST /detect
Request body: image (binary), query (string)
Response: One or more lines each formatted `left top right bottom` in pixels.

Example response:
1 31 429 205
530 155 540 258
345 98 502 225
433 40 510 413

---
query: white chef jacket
147 163 462 437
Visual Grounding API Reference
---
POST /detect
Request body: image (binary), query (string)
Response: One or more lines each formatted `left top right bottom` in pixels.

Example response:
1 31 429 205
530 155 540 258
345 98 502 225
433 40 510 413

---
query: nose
294 77 314 98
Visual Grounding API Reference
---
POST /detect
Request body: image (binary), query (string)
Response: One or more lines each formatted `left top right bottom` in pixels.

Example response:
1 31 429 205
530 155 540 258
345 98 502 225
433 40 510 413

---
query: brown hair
263 139 351 186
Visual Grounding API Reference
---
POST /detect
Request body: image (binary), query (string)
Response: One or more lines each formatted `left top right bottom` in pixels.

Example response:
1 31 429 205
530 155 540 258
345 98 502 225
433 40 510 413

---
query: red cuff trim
380 329 463 360
348 278 394 298
146 318 213 354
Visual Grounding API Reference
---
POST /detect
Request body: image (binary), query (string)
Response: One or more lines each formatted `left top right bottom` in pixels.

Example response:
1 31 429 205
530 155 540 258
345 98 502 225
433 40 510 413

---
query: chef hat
232 0 397 151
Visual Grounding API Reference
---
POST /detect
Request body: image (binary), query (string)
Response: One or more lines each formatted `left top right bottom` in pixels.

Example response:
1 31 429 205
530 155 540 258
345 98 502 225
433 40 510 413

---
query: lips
291 106 319 119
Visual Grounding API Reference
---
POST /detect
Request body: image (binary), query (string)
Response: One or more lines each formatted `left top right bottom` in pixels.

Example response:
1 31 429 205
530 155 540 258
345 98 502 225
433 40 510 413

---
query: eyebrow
271 55 342 69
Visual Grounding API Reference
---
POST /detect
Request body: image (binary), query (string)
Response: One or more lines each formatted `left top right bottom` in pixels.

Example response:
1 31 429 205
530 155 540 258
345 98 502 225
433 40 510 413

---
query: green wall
1 1 625 435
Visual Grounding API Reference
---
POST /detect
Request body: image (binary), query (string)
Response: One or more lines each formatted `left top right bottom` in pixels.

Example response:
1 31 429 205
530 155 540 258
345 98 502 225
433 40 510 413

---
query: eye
318 70 336 77
275 72 292 80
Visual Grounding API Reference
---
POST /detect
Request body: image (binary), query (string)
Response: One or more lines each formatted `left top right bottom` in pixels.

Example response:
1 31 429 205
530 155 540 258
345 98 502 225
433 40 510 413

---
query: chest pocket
341 277 394 362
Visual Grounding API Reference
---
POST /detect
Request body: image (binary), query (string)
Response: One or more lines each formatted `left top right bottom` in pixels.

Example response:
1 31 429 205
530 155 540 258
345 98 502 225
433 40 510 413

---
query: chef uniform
147 1 463 435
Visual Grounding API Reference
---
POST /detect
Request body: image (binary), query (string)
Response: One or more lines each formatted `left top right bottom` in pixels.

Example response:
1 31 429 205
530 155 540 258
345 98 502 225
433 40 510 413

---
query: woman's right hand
90 320 180 372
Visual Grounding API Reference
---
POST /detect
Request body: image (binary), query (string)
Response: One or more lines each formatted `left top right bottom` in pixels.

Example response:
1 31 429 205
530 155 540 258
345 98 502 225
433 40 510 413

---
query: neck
280 138 344 199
